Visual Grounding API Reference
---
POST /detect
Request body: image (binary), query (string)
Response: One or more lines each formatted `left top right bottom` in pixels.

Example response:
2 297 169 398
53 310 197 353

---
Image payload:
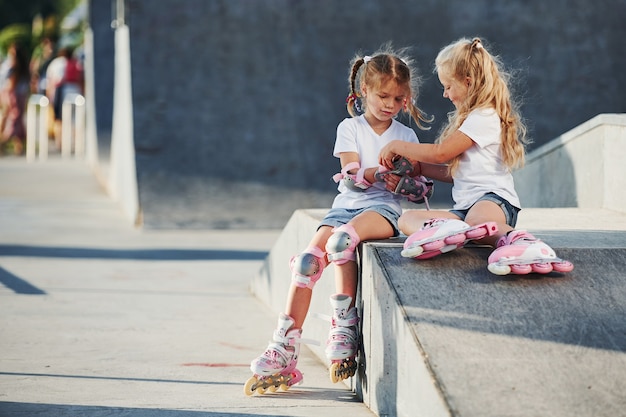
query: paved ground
0 157 375 417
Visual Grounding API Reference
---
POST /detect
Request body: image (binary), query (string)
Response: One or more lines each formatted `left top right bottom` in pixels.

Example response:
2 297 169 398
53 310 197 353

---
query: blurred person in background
0 42 30 155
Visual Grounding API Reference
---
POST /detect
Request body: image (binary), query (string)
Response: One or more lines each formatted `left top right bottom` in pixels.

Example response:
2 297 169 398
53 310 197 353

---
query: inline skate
487 230 574 275
323 294 359 383
244 313 307 395
401 218 498 259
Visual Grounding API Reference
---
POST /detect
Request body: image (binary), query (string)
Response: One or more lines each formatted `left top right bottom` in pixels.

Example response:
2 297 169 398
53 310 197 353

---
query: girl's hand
381 173 401 192
379 141 399 168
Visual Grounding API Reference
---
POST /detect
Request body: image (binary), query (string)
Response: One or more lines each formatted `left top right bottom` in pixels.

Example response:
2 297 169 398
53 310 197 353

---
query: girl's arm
338 152 379 185
379 130 474 168
419 162 453 183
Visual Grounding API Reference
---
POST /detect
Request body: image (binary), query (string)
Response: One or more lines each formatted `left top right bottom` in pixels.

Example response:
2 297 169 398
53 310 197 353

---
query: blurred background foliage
0 0 83 55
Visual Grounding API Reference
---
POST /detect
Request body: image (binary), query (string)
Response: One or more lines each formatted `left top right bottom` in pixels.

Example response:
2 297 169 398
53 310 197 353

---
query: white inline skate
244 313 309 395
487 230 574 275
401 218 498 259
323 294 359 383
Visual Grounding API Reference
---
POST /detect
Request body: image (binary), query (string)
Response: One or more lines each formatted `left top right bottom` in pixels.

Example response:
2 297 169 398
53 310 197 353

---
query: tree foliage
0 0 82 54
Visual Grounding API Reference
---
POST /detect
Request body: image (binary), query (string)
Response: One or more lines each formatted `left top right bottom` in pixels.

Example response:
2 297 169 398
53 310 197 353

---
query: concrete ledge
251 209 626 416
360 240 626 417
514 113 626 211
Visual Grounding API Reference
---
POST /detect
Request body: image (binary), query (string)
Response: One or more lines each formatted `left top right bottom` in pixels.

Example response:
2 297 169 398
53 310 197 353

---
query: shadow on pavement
0 401 290 417
0 267 46 295
0 245 268 261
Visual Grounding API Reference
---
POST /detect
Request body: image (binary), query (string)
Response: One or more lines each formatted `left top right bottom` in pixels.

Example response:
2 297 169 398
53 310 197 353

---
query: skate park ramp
251 209 626 417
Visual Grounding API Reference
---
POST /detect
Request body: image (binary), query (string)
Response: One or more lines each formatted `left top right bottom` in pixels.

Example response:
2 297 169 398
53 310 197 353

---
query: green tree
0 0 82 55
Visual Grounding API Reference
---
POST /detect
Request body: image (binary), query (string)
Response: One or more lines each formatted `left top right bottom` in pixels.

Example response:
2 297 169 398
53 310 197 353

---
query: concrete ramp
252 209 626 417
360 240 626 417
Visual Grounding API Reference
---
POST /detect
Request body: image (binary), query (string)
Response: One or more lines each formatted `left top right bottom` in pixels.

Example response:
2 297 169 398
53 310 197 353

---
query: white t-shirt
45 56 67 89
331 115 419 214
453 108 520 210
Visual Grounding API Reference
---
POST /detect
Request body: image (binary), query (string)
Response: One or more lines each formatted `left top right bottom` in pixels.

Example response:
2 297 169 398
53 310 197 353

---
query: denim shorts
319 205 401 237
450 192 520 227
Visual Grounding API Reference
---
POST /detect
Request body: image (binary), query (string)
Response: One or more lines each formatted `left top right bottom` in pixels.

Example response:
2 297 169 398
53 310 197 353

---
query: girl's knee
465 201 506 226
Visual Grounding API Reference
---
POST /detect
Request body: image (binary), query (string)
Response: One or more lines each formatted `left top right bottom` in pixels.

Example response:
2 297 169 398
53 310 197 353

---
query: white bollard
61 93 86 158
25 94 49 162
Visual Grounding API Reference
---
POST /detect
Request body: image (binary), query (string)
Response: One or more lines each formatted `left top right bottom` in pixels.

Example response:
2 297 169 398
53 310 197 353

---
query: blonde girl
378 37 573 276
245 45 431 395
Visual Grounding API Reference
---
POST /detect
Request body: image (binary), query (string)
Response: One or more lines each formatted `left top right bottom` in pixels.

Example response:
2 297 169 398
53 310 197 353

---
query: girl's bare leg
398 209 461 235
284 226 334 329
464 200 512 247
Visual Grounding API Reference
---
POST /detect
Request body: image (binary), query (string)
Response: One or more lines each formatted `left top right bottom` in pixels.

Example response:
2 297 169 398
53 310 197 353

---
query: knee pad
332 162 372 192
325 224 360 265
290 246 328 289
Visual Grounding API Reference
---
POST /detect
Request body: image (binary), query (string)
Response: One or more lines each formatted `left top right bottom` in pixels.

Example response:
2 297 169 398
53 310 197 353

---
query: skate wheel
280 383 290 391
510 264 532 274
531 262 553 274
423 240 445 251
265 377 277 392
488 263 511 276
553 261 574 273
243 376 258 396
329 362 340 383
401 245 424 258
444 233 466 245
256 386 266 395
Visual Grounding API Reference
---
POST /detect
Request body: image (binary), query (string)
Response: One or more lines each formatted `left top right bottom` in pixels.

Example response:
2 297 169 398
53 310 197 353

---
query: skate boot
244 314 307 395
401 218 498 259
324 294 359 383
487 230 574 275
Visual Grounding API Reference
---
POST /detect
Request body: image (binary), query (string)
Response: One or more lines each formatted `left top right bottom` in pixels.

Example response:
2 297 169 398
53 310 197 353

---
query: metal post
61 93 86 158
74 96 86 157
25 94 49 162
38 99 48 160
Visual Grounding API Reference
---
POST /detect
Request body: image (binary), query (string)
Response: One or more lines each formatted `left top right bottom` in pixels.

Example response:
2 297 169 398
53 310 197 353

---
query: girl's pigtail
346 58 365 117
405 98 432 130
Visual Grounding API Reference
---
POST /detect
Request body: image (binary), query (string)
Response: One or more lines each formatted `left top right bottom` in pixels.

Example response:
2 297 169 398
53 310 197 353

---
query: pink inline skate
245 314 311 395
401 218 499 259
487 230 574 275
323 294 359 383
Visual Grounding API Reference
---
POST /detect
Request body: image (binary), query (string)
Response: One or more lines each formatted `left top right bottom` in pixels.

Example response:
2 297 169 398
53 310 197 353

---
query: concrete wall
514 113 626 212
90 0 626 228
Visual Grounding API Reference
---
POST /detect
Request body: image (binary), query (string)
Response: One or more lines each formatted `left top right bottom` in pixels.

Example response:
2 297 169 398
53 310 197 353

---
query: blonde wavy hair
346 44 432 130
435 37 529 174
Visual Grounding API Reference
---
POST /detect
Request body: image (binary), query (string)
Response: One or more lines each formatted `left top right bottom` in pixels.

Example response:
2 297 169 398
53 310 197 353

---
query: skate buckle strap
272 330 319 347
331 315 359 328
328 326 358 343
312 311 359 327
263 342 291 366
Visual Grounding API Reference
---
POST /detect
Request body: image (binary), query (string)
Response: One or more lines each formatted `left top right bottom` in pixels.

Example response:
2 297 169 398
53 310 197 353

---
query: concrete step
252 209 626 417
